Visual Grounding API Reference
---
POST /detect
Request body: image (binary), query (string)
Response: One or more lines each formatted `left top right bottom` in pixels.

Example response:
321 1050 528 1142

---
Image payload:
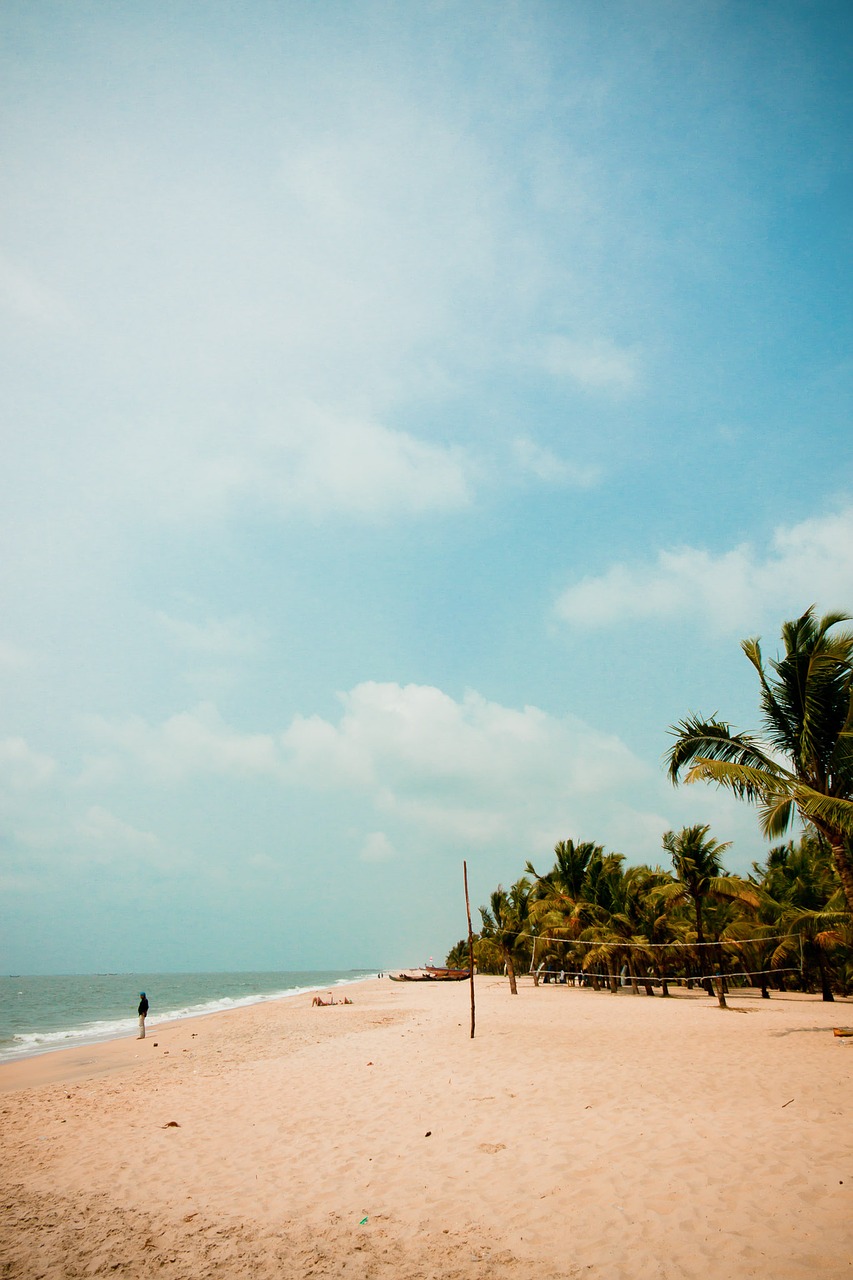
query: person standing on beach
137 991 149 1039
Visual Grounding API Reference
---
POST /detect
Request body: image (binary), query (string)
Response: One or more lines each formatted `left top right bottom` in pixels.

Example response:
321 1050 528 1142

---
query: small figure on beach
312 994 354 1007
137 991 149 1039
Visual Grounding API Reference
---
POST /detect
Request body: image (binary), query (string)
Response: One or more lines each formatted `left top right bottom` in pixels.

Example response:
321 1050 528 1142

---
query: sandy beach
1 976 850 1279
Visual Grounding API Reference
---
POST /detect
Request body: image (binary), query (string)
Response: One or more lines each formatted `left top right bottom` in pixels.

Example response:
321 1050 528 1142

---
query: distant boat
389 967 469 982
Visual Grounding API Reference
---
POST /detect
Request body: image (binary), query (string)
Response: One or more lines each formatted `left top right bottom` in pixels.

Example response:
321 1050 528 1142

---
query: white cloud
0 641 34 671
83 703 283 784
0 252 76 329
75 805 167 868
556 506 853 630
251 404 473 519
155 611 265 658
538 335 641 393
80 683 664 858
246 853 279 872
282 681 655 849
105 402 474 527
359 831 396 863
0 737 55 791
513 437 601 488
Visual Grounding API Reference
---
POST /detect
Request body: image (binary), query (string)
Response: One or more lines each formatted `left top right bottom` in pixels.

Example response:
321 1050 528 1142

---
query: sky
1 1 851 975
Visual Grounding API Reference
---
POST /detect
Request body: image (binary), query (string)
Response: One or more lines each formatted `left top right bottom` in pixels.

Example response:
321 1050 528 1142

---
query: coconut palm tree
479 879 533 994
657 825 759 1002
639 887 693 996
666 608 853 915
445 937 477 970
618 864 675 993
525 839 607 981
584 864 663 994
750 834 851 1001
526 839 605 903
775 904 847 1001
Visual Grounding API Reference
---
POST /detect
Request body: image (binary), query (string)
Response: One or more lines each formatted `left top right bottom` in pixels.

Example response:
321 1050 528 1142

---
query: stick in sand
464 858 475 1040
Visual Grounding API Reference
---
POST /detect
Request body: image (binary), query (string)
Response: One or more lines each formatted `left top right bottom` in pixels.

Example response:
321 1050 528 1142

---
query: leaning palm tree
479 879 533 995
667 608 853 916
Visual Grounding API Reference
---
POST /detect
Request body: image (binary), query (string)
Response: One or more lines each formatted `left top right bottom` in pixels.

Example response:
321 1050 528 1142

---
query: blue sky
1 1 851 974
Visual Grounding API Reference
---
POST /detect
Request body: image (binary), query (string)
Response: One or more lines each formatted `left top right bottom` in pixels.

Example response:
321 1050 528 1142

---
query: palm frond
681 757 792 803
666 716 780 784
705 874 761 910
742 635 800 757
757 794 797 840
790 784 853 838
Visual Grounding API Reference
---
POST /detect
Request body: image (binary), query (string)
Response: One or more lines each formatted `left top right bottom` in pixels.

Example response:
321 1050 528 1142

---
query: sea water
0 970 376 1064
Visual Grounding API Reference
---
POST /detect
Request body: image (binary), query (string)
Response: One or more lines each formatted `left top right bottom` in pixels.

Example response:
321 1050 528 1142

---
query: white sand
1 976 850 1279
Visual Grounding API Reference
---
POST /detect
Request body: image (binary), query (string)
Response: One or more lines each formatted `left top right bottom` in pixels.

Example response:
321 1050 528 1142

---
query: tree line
446 608 853 1003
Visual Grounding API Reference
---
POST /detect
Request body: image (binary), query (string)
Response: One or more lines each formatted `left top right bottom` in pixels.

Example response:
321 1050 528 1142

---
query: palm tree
525 839 606 982
658 825 759 1002
775 904 847 1002
667 608 853 916
584 865 663 995
751 835 850 1001
445 937 477 970
619 864 674 994
572 851 628 990
638 885 693 996
526 839 604 903
479 879 533 995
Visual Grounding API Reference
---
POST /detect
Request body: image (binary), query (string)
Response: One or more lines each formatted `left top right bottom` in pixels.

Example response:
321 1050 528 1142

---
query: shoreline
0 970 380 1070
0 974 385 1092
2 976 850 1278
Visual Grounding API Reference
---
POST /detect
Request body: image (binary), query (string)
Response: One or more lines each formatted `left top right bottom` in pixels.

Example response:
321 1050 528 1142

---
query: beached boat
389 968 469 982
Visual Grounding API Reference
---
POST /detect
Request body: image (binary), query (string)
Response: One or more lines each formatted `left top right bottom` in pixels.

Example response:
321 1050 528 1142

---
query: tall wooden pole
463 859 475 1039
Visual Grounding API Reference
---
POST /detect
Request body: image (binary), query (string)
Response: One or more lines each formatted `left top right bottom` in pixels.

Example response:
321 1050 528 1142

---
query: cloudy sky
1 1 851 974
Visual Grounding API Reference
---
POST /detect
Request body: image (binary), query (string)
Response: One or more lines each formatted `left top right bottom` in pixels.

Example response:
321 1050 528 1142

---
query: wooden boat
389 969 469 982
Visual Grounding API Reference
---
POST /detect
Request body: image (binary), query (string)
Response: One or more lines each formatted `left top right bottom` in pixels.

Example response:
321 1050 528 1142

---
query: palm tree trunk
715 943 728 994
816 949 834 1003
828 838 853 918
504 949 518 995
695 902 714 995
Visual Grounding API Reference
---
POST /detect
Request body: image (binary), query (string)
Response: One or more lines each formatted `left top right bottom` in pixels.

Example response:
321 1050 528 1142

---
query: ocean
0 970 377 1064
